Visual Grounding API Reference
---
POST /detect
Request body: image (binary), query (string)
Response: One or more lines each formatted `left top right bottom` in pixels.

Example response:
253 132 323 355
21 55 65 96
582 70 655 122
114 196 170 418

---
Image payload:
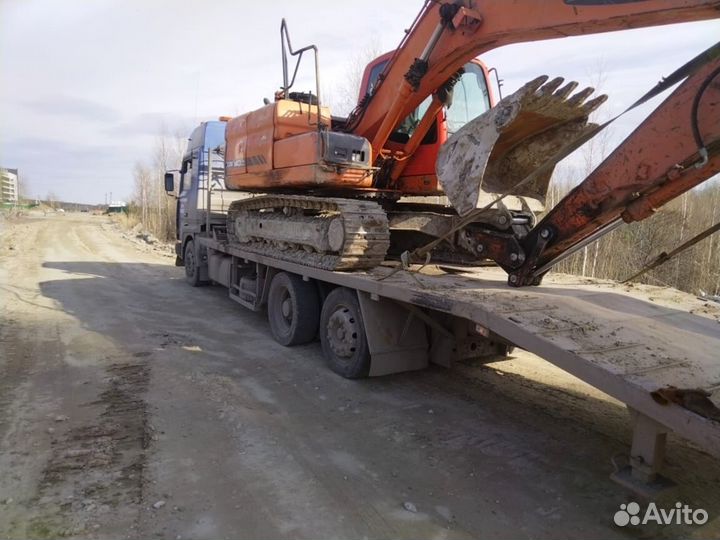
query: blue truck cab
164 120 248 281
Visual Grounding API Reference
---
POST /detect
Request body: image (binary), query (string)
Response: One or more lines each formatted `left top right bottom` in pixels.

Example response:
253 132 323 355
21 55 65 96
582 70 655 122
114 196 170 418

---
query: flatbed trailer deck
198 235 720 496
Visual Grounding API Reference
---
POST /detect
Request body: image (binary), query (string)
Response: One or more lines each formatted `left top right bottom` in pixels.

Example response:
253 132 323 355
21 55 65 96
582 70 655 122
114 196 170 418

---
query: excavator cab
359 53 494 196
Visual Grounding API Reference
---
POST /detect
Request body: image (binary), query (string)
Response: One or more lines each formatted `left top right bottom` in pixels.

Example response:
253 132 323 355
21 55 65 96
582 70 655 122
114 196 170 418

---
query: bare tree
16 174 29 202
133 161 152 226
129 126 187 241
45 191 59 209
331 40 382 117
579 62 613 278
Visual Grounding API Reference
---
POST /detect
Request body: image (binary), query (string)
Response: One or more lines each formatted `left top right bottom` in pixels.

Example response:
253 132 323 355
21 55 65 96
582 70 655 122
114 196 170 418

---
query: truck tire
319 287 370 379
267 272 320 346
184 239 202 287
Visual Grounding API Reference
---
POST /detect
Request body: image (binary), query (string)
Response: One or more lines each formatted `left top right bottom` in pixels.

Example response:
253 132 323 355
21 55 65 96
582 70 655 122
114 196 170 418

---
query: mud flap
437 75 607 216
356 292 428 377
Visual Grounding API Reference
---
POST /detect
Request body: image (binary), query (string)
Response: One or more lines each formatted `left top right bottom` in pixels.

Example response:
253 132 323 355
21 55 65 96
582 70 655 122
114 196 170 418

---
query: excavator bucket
436 76 607 217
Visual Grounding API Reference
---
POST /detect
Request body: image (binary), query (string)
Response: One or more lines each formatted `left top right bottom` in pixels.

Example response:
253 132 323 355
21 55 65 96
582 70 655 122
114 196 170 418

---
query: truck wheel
319 287 370 379
184 239 202 287
267 272 320 346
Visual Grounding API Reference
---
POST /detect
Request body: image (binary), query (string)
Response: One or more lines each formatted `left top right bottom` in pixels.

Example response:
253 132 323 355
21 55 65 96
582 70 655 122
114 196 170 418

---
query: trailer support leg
611 407 676 499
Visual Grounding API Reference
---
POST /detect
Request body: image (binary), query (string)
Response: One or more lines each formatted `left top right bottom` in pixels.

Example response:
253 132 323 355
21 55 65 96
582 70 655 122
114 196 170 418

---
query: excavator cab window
445 62 491 135
366 58 490 143
366 62 387 96
392 97 434 143
366 59 434 143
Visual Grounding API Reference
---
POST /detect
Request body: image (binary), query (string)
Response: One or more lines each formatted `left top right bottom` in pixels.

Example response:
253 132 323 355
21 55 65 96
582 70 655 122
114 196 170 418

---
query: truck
163 0 720 496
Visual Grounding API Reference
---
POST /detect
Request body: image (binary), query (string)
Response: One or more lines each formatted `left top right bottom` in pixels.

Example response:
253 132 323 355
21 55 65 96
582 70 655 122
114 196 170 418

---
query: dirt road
1 213 719 539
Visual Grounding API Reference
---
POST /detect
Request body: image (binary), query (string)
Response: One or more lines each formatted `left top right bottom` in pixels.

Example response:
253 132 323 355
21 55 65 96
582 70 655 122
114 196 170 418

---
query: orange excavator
222 0 720 286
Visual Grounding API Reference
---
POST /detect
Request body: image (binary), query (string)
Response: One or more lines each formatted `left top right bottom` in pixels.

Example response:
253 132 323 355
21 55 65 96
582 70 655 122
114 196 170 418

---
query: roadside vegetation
548 175 720 295
126 129 187 243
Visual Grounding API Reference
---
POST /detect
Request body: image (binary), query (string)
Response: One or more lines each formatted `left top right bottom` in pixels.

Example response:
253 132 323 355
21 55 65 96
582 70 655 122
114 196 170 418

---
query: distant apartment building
1 168 19 203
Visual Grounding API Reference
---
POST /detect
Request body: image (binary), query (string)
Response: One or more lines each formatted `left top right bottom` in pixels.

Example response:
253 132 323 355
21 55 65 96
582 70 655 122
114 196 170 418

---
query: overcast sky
1 0 718 204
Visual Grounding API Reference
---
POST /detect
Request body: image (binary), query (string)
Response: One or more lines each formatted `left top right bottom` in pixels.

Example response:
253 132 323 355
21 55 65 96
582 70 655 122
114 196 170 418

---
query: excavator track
226 195 390 271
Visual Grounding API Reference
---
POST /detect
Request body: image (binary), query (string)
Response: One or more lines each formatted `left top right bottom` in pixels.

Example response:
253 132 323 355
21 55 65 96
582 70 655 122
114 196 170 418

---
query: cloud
104 112 197 138
0 136 143 203
22 95 120 122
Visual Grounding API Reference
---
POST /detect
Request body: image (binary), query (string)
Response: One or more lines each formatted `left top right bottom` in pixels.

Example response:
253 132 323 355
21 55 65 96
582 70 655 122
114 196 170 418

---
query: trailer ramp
369 266 720 497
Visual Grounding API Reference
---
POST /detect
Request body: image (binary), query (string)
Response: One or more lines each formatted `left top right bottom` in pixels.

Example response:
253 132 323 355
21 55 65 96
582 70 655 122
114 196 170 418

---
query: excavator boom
348 0 720 156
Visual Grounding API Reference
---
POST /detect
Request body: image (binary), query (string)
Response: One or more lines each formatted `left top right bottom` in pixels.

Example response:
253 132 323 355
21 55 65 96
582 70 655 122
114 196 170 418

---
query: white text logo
614 502 708 527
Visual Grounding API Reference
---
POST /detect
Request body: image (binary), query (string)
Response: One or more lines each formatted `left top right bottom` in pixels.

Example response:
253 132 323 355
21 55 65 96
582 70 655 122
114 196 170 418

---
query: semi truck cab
164 120 249 282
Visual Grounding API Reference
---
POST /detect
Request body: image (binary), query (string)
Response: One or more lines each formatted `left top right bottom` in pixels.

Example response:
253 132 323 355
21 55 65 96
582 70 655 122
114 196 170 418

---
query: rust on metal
651 386 720 422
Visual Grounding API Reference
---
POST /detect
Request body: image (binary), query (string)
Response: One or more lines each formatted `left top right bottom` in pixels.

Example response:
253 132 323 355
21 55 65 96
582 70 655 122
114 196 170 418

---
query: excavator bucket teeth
436 75 608 217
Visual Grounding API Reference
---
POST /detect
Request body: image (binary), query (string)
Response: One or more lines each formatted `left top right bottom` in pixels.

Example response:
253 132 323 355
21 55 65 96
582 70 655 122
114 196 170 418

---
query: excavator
220 0 720 287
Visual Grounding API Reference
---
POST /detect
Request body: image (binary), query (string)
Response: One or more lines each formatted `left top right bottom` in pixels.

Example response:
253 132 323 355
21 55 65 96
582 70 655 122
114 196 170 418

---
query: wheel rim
279 290 293 327
326 305 358 359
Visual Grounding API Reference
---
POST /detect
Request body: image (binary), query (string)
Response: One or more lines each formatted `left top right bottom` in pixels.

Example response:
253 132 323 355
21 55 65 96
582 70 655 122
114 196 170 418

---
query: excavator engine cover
436 75 607 216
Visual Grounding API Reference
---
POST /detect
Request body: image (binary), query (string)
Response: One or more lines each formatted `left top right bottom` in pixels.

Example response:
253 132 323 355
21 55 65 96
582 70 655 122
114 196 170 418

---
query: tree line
547 175 720 295
128 129 186 242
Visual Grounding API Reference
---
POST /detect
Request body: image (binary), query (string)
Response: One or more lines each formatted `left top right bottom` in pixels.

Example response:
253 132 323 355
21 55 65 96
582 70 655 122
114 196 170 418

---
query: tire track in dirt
9 362 152 538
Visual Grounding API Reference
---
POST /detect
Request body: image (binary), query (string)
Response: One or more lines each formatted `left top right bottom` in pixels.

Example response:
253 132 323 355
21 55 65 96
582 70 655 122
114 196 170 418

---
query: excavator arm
509 48 720 286
347 0 720 156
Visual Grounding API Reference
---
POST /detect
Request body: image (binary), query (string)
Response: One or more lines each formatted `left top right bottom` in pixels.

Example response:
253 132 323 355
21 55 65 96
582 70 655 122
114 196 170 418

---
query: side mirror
164 172 175 193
